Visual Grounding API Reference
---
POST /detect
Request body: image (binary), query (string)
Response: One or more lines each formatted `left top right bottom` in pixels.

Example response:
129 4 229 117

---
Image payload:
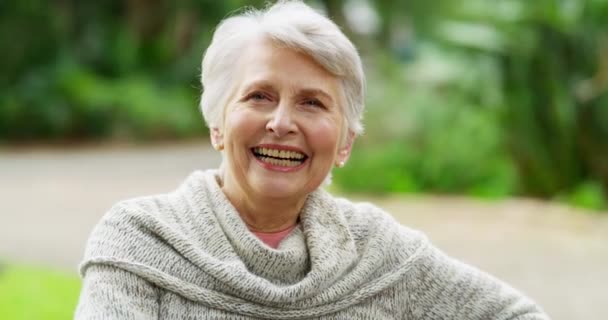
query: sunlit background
1 0 607 319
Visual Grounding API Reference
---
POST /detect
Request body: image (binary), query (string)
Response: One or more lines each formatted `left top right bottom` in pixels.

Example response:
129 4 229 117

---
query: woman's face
214 39 352 203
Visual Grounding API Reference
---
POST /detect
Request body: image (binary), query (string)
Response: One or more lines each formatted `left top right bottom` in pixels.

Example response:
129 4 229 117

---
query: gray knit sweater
75 170 549 319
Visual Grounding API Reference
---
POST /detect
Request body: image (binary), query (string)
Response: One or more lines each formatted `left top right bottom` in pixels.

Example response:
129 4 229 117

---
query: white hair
199 0 366 137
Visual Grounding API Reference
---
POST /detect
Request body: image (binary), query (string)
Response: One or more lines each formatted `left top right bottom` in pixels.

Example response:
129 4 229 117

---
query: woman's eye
244 91 272 102
249 93 268 101
303 99 324 108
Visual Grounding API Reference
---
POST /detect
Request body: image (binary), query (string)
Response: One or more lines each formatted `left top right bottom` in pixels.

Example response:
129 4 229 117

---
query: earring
213 143 224 151
337 161 345 168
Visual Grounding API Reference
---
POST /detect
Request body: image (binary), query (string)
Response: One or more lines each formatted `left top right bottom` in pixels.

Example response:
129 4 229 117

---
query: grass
0 263 81 320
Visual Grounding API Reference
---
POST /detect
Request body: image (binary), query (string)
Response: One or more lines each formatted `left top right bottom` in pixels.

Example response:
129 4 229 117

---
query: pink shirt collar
251 224 298 249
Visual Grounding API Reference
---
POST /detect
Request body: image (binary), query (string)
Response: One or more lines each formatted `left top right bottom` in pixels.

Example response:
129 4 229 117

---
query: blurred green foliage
0 0 265 141
334 49 516 199
429 0 608 201
337 0 608 210
0 263 80 319
1 0 607 209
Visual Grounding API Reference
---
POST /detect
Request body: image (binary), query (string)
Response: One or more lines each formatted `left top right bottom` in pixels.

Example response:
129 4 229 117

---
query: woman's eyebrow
241 81 334 102
297 88 334 103
241 80 276 94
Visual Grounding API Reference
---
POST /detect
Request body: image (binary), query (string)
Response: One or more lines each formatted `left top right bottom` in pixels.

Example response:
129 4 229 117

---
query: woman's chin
252 179 304 200
246 163 325 200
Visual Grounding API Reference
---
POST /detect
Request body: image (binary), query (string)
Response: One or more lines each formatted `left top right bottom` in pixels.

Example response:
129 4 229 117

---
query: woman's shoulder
96 190 176 231
83 170 215 262
80 171 213 275
109 192 173 219
333 196 389 219
334 196 417 227
101 170 212 223
332 195 429 246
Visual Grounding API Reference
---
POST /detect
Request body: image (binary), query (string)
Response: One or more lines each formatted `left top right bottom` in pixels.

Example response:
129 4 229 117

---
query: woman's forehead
234 40 341 97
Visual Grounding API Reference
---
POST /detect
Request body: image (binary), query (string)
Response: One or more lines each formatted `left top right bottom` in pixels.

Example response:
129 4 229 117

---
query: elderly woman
76 1 549 319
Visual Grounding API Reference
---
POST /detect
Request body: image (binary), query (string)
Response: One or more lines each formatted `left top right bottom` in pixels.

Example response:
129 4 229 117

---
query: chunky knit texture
76 170 550 319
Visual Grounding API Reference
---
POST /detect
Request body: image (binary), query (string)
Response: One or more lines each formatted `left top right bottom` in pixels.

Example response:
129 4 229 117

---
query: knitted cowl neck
80 170 429 319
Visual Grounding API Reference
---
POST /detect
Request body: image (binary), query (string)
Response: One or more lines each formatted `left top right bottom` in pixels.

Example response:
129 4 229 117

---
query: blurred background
1 0 607 319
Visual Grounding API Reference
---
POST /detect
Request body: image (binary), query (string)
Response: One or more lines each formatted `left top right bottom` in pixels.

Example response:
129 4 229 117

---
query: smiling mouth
251 147 308 167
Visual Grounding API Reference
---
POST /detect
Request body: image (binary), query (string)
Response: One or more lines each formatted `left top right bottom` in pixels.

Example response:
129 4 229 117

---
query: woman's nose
266 103 297 137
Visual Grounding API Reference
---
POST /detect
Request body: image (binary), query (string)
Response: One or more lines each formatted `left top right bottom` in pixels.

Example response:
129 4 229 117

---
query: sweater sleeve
405 244 550 320
75 264 160 320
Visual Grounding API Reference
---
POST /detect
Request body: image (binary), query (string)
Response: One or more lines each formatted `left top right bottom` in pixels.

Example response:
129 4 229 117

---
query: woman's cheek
227 109 260 136
310 118 342 152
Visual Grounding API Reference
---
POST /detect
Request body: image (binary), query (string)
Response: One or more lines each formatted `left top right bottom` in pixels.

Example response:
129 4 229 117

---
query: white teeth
253 147 306 160
259 156 301 167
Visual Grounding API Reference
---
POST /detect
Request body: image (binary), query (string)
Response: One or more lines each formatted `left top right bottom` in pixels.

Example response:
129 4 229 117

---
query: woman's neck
227 190 303 232
219 178 304 233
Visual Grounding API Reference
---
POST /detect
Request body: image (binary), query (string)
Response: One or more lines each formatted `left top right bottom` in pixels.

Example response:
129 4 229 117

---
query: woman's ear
336 130 356 168
210 127 224 151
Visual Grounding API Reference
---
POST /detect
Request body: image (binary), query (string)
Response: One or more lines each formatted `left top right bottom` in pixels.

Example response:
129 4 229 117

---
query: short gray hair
200 0 365 136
